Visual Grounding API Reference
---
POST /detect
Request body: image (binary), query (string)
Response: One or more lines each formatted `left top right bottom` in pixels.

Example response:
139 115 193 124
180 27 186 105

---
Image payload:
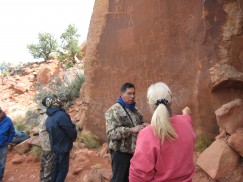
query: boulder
196 139 240 179
215 99 243 136
227 128 243 157
14 140 31 154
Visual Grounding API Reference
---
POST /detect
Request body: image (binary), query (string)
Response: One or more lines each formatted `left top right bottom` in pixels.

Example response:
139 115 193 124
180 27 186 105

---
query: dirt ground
4 150 39 182
3 149 233 182
4 149 111 182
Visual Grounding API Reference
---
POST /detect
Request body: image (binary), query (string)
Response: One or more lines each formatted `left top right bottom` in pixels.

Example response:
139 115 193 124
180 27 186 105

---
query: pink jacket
129 114 195 182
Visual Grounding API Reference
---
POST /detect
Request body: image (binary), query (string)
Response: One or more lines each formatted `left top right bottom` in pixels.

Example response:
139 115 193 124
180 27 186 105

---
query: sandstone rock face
36 61 63 85
83 0 243 142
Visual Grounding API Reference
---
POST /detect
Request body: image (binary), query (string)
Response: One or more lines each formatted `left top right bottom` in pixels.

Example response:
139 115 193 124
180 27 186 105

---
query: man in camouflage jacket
105 83 148 182
39 109 54 182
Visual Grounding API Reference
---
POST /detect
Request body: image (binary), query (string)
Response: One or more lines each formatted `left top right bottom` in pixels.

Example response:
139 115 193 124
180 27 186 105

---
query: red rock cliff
82 0 243 142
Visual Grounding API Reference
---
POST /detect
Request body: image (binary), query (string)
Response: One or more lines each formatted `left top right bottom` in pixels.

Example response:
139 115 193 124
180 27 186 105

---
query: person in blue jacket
42 95 77 182
0 107 15 182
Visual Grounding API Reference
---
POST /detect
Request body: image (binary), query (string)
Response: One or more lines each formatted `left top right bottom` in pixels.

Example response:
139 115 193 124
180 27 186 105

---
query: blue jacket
0 113 15 148
46 108 77 154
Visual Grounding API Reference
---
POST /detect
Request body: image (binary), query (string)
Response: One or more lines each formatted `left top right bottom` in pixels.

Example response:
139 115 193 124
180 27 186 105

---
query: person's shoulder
171 114 192 123
140 125 153 135
57 109 69 118
106 103 123 113
138 125 156 141
5 115 13 123
54 108 67 113
134 107 143 115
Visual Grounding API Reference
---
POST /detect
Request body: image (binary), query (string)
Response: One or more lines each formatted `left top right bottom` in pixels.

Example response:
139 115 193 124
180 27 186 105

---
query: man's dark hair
120 83 135 93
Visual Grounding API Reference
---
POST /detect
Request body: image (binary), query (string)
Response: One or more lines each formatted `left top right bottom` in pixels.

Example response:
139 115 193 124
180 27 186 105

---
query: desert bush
34 72 84 106
2 70 8 77
12 109 41 132
77 130 100 149
12 115 27 131
0 62 9 75
0 62 24 76
31 146 42 157
14 123 27 131
195 134 212 152
8 64 24 76
25 109 41 129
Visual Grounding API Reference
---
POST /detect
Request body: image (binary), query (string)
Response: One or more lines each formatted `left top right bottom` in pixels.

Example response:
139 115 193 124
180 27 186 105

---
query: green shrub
77 130 100 149
2 70 8 77
195 134 212 152
12 110 41 132
25 109 41 129
31 146 42 157
12 115 27 131
14 123 27 131
34 72 85 107
8 64 24 76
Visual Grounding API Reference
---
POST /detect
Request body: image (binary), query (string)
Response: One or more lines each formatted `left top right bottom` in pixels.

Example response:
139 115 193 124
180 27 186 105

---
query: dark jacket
0 113 15 148
45 108 77 154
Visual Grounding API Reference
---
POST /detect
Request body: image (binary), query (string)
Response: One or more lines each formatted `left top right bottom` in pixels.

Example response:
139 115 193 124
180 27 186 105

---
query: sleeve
58 112 77 140
182 114 193 125
105 108 131 140
8 118 16 143
129 129 156 182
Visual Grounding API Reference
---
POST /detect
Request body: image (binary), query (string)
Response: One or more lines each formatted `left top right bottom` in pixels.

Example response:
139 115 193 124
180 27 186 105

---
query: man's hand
8 143 12 151
142 123 149 127
130 125 145 133
182 107 191 115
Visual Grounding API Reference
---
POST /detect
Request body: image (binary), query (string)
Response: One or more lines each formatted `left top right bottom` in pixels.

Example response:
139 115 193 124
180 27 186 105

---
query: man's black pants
51 152 70 182
110 150 133 182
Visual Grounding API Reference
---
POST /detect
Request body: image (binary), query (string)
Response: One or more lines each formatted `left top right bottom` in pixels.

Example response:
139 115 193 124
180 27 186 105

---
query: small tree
27 32 58 61
58 24 83 68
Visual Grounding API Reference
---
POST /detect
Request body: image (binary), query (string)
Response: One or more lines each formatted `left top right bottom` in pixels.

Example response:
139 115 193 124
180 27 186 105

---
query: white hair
147 82 176 143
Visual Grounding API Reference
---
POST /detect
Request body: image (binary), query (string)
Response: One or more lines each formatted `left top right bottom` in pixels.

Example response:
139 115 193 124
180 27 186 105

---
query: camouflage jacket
39 114 51 151
105 103 144 154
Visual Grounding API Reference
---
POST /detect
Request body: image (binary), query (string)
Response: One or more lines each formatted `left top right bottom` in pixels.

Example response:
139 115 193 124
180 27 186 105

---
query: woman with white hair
129 82 195 182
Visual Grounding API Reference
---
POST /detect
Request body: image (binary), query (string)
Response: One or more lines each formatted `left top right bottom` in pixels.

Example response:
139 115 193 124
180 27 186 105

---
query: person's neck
117 96 136 111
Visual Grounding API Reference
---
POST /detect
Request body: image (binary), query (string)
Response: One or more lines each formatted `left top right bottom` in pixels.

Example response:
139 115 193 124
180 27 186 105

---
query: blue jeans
0 144 8 180
51 152 70 182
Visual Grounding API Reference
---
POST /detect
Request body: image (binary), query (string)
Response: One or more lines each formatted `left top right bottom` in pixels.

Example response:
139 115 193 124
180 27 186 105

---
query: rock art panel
82 0 243 143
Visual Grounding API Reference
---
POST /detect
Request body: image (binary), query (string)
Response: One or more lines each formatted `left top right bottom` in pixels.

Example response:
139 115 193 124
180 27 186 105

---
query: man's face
0 111 3 120
121 87 136 104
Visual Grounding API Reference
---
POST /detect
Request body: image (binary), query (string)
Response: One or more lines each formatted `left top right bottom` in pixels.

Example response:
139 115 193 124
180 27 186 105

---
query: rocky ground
3 149 223 182
4 143 111 182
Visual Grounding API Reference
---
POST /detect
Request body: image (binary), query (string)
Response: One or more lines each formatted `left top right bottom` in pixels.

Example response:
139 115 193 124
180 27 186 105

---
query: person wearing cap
42 95 77 182
38 108 55 182
0 107 15 182
129 82 195 182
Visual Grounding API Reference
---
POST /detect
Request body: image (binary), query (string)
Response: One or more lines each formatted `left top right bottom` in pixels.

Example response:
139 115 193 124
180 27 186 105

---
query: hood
46 107 65 117
0 112 6 122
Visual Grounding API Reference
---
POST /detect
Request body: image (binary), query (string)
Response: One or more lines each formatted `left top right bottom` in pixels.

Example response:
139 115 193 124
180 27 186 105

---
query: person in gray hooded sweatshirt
42 95 77 182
